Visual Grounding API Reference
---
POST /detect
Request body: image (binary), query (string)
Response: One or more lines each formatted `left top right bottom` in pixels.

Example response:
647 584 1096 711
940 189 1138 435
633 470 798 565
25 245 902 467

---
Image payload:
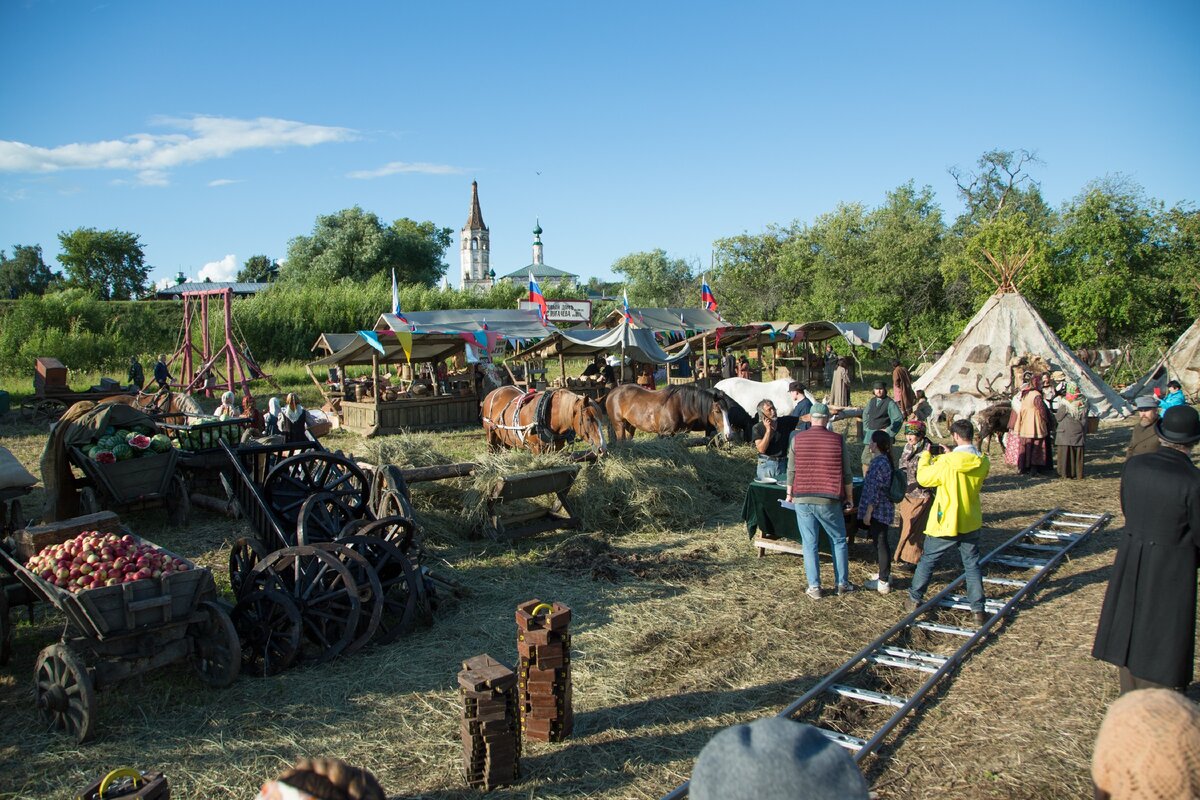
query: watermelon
119 429 135 442
94 451 116 465
103 425 116 437
129 434 152 453
150 434 172 454
87 445 103 459
112 443 133 461
134 425 154 436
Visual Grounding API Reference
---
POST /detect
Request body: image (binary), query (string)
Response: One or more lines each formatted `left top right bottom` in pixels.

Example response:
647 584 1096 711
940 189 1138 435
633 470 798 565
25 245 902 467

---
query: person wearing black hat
1093 405 1200 694
1126 395 1161 460
861 380 902 475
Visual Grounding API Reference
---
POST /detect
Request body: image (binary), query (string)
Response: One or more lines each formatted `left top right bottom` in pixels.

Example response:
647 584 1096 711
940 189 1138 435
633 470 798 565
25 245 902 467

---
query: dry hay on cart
1 411 1194 799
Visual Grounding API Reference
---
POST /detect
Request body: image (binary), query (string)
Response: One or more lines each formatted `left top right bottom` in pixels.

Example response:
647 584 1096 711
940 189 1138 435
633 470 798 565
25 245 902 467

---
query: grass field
0 378 1195 800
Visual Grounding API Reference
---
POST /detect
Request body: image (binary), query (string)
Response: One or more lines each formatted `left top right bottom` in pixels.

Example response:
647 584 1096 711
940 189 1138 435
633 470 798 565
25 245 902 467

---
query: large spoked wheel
355 513 418 554
336 535 421 644
232 589 302 677
189 600 241 688
313 542 382 655
32 398 68 422
263 453 370 529
245 546 362 665
35 644 96 743
298 492 358 546
370 464 413 517
229 537 270 599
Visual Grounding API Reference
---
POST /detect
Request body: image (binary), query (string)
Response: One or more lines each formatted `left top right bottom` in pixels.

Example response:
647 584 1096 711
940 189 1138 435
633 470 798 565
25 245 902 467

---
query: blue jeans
908 529 985 612
756 455 785 481
793 502 850 589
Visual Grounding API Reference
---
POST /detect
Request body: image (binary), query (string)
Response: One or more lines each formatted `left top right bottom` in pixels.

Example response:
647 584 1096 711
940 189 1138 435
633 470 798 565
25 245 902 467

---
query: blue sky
1 1 1197 290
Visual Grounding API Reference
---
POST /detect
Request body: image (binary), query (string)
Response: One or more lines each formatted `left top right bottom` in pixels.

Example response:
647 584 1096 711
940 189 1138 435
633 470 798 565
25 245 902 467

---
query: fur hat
691 718 868 800
1092 689 1200 799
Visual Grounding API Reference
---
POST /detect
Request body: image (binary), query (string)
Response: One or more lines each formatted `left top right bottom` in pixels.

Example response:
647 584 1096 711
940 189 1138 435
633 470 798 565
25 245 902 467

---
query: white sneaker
865 574 892 594
806 586 822 600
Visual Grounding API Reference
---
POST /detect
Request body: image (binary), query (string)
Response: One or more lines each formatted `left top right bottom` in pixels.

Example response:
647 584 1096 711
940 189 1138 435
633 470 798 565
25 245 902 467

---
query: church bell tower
460 181 492 290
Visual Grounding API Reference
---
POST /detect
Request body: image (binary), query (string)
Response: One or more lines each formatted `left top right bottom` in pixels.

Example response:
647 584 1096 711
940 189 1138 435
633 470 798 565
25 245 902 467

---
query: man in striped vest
785 403 856 599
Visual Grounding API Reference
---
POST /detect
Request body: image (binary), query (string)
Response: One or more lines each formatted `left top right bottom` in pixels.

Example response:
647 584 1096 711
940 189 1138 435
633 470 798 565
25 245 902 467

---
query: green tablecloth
741 478 863 546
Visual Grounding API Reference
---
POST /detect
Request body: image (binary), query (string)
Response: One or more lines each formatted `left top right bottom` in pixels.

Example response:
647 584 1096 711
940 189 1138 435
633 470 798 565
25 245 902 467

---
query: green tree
711 225 800 322
611 249 694 307
237 254 278 283
57 228 150 300
390 218 453 287
1049 179 1164 346
281 206 451 286
0 244 59 299
949 148 1053 231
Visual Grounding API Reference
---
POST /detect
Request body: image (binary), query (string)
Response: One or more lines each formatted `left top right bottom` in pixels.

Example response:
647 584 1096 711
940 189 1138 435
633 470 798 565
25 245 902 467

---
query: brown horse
100 388 204 424
481 387 608 454
605 384 734 441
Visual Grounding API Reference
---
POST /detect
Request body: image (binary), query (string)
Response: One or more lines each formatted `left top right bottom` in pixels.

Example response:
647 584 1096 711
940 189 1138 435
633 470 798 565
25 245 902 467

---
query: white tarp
914 291 1132 419
1123 317 1200 402
554 322 691 364
375 309 555 341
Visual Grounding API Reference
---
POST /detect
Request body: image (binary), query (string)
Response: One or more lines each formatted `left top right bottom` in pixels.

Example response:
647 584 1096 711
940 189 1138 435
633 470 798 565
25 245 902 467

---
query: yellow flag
396 330 413 362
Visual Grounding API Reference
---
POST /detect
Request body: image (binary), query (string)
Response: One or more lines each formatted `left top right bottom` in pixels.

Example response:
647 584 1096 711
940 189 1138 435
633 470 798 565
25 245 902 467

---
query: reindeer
925 372 1008 440
974 403 1013 453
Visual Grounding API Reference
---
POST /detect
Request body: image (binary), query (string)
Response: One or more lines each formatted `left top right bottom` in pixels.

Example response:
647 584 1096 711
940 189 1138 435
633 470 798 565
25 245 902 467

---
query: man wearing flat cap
1093 405 1200 693
861 380 903 475
1126 395 1161 460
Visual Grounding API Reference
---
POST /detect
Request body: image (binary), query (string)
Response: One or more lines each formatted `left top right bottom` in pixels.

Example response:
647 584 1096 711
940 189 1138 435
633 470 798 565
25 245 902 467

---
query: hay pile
464 439 754 535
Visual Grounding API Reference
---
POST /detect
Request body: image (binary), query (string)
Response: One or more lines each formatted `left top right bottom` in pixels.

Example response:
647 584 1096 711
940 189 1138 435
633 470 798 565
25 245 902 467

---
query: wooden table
741 478 863 557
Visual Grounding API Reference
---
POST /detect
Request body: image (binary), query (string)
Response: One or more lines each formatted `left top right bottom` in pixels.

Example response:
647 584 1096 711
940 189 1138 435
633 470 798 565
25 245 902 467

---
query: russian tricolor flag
701 276 718 313
528 271 548 324
392 269 409 326
622 289 633 324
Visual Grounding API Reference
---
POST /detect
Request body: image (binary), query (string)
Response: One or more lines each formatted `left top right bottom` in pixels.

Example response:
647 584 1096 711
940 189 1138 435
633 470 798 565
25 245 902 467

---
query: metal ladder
661 508 1111 799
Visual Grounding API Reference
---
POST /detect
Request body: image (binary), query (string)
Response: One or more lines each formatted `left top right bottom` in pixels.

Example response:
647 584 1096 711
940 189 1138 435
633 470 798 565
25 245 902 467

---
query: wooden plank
16 512 123 560
491 467 579 502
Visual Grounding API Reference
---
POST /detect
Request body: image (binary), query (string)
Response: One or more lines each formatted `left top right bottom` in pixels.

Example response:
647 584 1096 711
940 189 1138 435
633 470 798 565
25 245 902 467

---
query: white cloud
0 116 356 185
347 161 467 179
154 276 178 291
208 178 241 187
198 254 238 283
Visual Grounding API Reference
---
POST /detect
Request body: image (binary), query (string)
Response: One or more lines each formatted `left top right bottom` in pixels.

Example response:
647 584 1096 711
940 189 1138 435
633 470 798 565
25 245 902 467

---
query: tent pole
559 352 566 386
372 354 380 409
702 334 709 387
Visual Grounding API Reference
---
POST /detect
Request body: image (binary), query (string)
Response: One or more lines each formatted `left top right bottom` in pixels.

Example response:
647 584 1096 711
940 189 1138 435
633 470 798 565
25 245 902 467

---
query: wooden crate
35 356 68 392
15 511 123 561
75 448 178 505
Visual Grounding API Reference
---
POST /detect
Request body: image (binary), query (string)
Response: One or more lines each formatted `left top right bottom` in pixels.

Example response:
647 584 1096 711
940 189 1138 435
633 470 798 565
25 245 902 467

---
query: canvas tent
375 309 555 342
913 290 1133 419
600 307 725 332
513 320 690 365
1122 316 1200 402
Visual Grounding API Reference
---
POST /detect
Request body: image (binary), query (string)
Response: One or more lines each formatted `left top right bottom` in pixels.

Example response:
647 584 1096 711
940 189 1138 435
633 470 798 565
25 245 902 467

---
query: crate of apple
26 531 189 594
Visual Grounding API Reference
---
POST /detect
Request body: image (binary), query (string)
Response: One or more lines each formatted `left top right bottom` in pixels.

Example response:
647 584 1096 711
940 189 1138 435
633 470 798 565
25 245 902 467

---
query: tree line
3 149 1197 373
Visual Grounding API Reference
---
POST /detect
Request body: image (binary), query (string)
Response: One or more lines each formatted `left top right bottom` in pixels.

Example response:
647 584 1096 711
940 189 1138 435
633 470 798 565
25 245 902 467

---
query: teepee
914 248 1132 419
1122 315 1200 402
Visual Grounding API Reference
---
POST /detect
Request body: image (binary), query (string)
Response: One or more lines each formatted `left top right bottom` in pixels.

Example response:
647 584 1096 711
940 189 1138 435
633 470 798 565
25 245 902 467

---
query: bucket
1086 415 1099 434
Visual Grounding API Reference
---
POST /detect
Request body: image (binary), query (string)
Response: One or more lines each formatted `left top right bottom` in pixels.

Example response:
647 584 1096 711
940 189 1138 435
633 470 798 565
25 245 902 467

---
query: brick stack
515 599 573 742
458 654 521 790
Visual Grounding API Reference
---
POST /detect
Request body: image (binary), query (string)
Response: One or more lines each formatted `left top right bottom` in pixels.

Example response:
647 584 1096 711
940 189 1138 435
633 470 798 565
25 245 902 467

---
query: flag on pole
391 269 408 324
622 289 633 324
701 276 718 312
528 271 548 324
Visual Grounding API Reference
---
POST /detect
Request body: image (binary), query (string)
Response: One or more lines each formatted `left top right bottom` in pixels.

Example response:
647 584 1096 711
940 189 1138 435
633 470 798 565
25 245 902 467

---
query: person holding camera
906 418 991 626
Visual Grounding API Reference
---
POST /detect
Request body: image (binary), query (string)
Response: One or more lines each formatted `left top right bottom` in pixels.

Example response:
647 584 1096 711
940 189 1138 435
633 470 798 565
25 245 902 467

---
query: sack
886 465 906 503
0 446 36 490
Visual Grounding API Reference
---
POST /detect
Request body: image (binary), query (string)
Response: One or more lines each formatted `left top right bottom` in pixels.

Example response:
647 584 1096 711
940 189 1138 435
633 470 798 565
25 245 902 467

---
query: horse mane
662 384 713 420
176 392 204 416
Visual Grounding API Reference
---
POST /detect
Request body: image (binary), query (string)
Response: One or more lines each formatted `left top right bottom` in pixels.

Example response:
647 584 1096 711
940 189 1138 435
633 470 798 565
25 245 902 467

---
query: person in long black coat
1092 405 1200 693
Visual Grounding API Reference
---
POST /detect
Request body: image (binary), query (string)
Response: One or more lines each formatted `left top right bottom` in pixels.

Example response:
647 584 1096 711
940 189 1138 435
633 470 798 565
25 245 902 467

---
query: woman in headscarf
280 392 307 443
214 390 239 421
1004 375 1030 467
829 357 851 408
241 394 265 434
1054 381 1088 479
1015 375 1050 475
893 419 935 572
264 397 282 437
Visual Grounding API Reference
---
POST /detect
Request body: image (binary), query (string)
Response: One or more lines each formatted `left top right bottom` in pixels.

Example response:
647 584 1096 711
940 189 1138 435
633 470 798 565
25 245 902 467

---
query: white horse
715 378 818 419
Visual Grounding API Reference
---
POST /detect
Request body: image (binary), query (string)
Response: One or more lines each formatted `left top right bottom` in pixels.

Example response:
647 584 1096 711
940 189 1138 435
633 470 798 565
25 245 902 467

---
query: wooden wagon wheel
297 492 357 546
313 542 383 655
32 398 68 422
377 489 416 527
245 546 361 664
231 589 302 677
0 589 11 666
336 535 421 644
353 513 418 554
369 464 413 518
229 537 270 599
165 474 190 526
189 600 241 687
263 453 369 528
35 644 96 743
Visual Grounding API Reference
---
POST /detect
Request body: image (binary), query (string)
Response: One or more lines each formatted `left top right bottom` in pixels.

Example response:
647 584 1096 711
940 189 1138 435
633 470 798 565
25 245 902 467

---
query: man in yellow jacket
905 418 991 626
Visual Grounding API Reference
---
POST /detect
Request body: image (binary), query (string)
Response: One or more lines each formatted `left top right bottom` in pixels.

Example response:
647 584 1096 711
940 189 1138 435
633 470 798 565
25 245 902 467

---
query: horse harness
485 388 575 445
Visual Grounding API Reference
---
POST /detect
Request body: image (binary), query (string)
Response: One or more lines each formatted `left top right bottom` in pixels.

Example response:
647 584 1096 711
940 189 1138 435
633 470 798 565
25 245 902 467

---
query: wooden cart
0 513 239 742
23 357 133 421
67 445 189 526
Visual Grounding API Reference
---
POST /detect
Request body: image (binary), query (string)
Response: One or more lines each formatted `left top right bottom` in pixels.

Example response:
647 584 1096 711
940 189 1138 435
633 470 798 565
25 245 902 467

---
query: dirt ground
0 406 1197 800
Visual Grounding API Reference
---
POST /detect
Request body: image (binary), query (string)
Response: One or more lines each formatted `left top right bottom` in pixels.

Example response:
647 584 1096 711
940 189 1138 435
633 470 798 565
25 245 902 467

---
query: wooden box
77 769 169 799
16 511 123 561
35 357 68 392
